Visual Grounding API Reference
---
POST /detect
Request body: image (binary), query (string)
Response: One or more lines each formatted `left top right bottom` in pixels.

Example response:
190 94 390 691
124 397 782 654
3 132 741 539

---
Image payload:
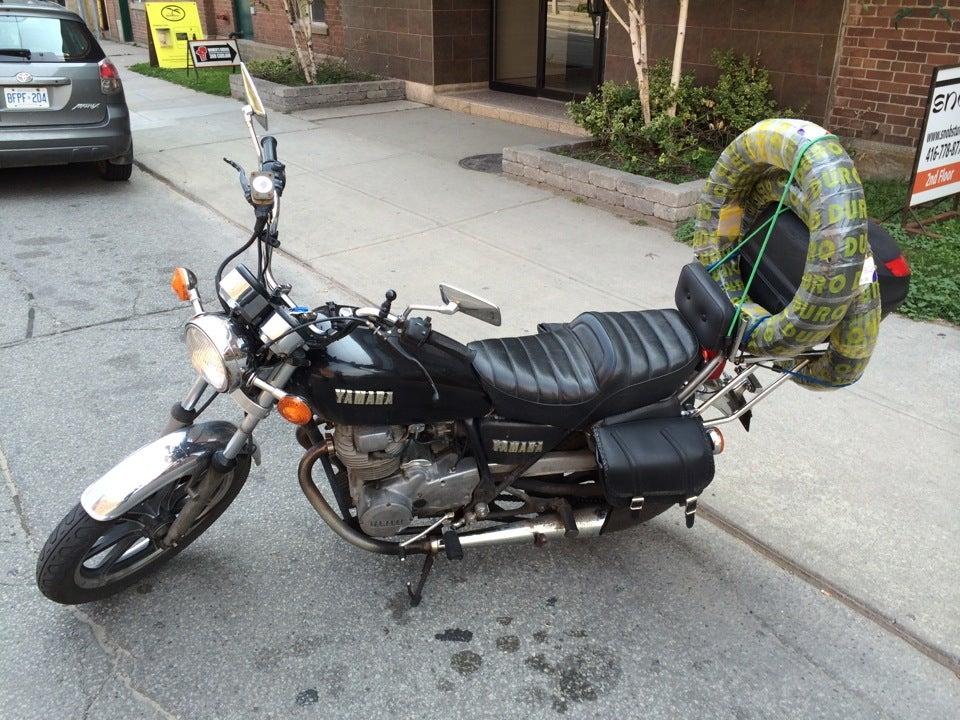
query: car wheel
98 159 133 181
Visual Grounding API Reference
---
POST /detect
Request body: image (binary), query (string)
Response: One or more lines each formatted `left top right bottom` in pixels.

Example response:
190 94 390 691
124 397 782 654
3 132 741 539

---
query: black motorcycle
36 66 908 606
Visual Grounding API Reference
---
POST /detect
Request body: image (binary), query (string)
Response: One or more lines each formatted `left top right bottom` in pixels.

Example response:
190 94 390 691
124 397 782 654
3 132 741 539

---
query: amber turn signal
277 395 313 425
171 267 192 302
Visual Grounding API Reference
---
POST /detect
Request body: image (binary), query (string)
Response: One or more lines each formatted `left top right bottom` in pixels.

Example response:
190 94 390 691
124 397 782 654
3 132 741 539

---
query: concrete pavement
0 40 956 718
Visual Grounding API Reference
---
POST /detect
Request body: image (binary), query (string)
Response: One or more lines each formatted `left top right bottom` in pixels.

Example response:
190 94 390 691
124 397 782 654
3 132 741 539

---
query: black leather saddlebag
592 416 715 507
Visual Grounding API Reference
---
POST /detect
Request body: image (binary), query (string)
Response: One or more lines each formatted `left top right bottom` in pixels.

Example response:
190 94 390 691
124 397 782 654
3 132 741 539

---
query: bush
701 51 788 147
568 51 794 179
248 54 377 87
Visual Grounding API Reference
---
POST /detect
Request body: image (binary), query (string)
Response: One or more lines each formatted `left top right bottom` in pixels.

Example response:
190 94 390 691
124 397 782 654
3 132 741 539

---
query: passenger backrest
674 262 735 353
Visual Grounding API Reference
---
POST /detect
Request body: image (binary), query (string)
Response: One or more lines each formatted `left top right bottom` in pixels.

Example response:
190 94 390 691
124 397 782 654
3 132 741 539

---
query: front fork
159 363 296 547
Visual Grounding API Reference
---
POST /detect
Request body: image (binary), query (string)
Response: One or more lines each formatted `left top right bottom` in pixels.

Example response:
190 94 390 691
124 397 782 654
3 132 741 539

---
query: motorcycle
35 66 904 606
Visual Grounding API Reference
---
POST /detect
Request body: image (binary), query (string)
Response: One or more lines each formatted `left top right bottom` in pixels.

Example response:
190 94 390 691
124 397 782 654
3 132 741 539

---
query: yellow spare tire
692 119 881 389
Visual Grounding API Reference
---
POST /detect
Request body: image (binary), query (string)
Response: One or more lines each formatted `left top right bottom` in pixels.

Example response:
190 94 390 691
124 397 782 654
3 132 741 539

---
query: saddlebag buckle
685 495 699 528
629 496 645 511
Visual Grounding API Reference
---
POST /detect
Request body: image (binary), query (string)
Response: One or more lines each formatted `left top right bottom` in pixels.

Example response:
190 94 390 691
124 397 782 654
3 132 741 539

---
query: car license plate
3 87 50 109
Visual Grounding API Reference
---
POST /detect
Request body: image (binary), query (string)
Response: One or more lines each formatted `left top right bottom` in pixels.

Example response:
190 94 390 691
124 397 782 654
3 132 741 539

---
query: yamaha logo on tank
334 389 394 405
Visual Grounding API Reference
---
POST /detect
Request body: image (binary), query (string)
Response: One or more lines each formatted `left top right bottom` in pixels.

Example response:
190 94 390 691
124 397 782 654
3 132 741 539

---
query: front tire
36 455 250 605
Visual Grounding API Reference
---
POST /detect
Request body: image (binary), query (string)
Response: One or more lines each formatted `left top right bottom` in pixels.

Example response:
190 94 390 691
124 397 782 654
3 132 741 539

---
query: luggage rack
680 323 828 429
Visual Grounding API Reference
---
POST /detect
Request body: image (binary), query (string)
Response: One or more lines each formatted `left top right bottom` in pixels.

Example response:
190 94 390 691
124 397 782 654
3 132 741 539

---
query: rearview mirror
440 284 501 326
239 62 268 130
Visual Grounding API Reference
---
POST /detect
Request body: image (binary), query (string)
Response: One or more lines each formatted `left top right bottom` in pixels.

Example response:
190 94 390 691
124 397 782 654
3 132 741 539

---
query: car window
0 15 104 62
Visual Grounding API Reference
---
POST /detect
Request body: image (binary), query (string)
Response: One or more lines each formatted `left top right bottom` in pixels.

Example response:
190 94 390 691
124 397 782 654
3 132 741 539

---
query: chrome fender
80 421 255 521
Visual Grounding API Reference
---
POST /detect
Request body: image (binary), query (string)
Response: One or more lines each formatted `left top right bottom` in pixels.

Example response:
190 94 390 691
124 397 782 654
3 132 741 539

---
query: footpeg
552 499 579 537
684 496 698 528
442 528 463 561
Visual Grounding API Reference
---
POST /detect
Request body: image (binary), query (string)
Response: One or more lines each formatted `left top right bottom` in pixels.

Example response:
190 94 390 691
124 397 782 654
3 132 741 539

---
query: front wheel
36 456 250 605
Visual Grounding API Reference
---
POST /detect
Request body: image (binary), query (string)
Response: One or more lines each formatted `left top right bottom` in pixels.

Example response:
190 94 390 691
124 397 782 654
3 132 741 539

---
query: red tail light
702 349 726 380
98 59 122 95
884 254 911 278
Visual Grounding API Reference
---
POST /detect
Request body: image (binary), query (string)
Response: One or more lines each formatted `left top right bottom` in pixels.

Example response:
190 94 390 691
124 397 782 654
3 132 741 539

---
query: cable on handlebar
216 216 267 313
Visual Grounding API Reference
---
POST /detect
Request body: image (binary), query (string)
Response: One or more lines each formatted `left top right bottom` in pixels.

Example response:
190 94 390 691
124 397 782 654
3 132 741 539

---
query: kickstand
405 553 436 607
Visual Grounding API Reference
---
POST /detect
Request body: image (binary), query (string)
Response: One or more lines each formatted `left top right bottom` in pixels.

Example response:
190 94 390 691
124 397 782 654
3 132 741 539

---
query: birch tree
604 0 651 125
279 0 317 84
668 0 689 117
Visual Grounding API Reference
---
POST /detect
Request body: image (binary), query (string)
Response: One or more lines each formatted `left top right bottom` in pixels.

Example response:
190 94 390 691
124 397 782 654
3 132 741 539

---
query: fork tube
162 375 209 434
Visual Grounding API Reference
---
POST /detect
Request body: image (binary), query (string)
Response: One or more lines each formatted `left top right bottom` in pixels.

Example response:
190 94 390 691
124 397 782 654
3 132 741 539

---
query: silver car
0 0 132 179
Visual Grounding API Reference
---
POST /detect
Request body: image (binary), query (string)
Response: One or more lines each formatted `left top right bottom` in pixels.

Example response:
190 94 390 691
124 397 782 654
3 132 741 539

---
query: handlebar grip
260 135 278 165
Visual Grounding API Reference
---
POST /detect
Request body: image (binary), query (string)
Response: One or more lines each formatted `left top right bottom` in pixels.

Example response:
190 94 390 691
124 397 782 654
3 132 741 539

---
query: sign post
188 39 242 69
904 64 960 234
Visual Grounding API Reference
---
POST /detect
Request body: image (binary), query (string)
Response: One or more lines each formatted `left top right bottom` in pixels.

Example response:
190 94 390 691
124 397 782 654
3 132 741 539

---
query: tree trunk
630 2 651 124
606 0 651 124
668 0 689 117
279 0 317 85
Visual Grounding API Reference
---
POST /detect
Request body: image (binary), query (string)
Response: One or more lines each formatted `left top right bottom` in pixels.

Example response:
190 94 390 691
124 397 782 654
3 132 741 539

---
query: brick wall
605 0 844 124
342 0 433 83
829 0 960 147
130 4 148 44
433 0 488 85
101 0 122 42
206 0 235 39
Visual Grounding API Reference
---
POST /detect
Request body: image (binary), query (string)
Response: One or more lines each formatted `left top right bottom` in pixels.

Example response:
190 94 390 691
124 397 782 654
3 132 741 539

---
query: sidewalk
110 42 960 669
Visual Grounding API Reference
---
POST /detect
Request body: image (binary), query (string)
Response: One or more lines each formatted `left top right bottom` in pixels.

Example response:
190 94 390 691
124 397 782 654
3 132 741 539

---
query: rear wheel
36 456 250 604
97 158 133 181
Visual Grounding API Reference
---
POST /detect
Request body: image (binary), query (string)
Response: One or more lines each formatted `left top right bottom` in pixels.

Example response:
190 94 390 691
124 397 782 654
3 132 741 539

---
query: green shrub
568 52 792 179
247 54 377 87
702 50 790 147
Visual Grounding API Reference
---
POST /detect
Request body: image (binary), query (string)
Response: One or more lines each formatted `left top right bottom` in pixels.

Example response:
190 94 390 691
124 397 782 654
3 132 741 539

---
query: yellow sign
145 2 204 69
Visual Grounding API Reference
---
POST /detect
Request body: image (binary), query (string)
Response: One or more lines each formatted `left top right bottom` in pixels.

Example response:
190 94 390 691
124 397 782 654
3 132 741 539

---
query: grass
128 55 377 97
672 179 960 325
128 63 233 96
552 143 719 184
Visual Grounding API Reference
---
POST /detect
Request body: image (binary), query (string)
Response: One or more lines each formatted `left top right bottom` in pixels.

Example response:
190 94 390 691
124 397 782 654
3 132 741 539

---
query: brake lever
223 157 252 203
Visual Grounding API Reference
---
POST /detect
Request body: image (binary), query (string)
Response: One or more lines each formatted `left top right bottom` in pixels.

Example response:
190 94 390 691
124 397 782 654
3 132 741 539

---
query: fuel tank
297 327 492 425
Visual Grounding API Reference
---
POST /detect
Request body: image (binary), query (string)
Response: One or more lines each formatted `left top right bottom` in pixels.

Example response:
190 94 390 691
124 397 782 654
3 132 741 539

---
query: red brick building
94 0 959 159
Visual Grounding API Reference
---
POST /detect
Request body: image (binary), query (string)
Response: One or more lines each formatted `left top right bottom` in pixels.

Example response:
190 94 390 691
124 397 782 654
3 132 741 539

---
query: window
0 16 104 63
310 0 325 23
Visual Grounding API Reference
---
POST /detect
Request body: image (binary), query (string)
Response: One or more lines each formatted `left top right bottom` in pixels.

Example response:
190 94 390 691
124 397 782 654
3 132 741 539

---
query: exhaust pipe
429 506 608 554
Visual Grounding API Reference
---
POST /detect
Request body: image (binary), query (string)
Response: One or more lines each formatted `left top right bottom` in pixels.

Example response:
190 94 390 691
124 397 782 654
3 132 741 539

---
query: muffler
429 506 608 554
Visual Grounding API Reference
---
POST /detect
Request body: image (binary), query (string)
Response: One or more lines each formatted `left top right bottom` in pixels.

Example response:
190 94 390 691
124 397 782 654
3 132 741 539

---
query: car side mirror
439 284 502 326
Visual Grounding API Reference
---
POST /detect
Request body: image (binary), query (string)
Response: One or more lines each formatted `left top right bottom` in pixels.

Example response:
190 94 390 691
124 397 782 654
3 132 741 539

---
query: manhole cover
459 153 503 173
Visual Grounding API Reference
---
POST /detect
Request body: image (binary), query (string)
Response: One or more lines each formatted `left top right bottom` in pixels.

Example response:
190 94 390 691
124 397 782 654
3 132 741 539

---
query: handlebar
260 135 278 165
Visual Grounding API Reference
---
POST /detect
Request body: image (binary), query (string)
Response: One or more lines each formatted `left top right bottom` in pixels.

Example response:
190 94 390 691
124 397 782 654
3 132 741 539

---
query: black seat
468 310 699 429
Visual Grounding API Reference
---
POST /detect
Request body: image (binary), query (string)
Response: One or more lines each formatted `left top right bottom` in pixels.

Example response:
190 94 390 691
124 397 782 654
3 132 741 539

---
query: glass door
492 0 605 100
492 1 540 92
543 1 600 97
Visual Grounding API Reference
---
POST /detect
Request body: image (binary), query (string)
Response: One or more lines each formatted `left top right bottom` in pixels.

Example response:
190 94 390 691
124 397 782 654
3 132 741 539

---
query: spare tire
692 119 881 389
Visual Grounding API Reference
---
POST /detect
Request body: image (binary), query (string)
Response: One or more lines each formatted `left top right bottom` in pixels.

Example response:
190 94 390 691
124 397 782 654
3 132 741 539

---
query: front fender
80 421 252 521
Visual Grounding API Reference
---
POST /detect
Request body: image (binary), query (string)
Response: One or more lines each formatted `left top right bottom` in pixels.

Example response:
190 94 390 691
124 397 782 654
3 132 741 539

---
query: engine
332 424 481 537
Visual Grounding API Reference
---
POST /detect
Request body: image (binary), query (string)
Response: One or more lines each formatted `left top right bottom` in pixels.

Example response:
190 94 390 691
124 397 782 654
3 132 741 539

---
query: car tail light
99 59 122 95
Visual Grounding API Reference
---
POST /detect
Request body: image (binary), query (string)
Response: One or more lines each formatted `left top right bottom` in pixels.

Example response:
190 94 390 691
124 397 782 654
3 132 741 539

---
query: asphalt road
1 165 958 720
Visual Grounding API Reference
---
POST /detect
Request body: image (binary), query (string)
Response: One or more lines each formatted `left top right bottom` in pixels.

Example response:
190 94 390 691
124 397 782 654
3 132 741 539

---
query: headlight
184 314 249 392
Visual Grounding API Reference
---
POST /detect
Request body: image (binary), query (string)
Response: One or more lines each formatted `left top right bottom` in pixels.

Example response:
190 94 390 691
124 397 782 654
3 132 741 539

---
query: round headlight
184 314 249 392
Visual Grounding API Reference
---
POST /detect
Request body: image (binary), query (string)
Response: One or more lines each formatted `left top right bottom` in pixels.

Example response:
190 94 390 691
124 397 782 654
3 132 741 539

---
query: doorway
491 0 606 101
233 0 255 39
